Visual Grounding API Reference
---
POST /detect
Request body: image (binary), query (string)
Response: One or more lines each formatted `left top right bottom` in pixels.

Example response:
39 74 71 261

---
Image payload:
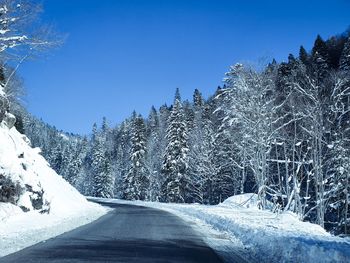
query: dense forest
8 30 348 236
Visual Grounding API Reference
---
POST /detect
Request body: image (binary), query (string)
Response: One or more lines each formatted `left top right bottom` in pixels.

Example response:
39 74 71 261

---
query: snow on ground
0 202 108 257
91 195 350 263
0 124 109 257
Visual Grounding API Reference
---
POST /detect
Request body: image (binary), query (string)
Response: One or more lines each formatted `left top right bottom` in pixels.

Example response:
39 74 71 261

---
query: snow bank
221 193 273 209
0 124 109 257
0 202 108 257
93 196 350 263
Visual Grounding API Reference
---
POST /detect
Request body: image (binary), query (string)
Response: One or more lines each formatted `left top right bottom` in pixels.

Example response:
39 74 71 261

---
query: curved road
0 201 229 262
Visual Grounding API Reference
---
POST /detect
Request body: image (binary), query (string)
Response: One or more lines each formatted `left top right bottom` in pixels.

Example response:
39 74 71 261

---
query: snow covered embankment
96 195 350 263
0 123 109 257
169 196 350 263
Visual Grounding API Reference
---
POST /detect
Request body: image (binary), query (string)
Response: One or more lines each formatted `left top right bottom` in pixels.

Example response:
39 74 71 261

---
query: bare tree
0 0 60 122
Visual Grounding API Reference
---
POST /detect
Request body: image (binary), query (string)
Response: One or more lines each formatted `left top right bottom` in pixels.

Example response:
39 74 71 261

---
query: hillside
0 87 108 257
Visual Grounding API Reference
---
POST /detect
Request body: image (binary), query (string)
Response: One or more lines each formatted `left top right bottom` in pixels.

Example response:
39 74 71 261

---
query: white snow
0 203 22 221
0 123 109 257
0 203 108 257
221 193 273 209
91 195 350 263
0 29 9 35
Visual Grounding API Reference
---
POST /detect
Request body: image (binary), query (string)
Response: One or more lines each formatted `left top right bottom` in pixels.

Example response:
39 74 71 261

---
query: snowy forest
9 30 348 236
1 0 350 237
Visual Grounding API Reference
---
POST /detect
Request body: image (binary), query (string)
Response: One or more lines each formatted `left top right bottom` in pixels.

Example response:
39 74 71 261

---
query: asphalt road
0 201 228 263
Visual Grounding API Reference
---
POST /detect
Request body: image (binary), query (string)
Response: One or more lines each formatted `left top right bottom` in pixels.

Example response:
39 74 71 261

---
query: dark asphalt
0 201 227 262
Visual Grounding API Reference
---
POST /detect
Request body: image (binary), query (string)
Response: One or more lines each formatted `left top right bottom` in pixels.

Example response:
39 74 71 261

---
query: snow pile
221 193 273 209
0 123 108 257
94 196 350 263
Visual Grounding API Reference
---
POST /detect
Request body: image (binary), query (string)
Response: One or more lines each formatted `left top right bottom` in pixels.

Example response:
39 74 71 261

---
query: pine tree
161 90 189 203
339 37 350 71
113 120 132 198
124 112 149 200
48 142 63 173
312 35 330 80
60 143 73 182
63 140 86 187
157 104 171 194
299 45 309 66
91 123 114 198
174 87 181 102
101 117 108 134
193 88 204 108
146 106 162 201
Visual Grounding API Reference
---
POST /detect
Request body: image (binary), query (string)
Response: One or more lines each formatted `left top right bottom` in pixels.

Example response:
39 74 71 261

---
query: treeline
20 31 350 235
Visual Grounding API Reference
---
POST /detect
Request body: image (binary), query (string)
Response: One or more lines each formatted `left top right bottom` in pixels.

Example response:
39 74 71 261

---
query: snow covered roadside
0 202 108 257
91 196 350 263
0 124 109 257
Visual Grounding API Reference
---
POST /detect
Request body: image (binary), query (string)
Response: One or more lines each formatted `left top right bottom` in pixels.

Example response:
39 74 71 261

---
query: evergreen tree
299 45 309 66
91 123 114 198
113 120 132 198
161 91 189 203
312 35 330 80
339 37 350 71
60 143 73 182
75 137 90 194
146 106 162 201
124 112 149 200
174 87 181 102
193 88 204 108
157 104 171 194
48 142 63 173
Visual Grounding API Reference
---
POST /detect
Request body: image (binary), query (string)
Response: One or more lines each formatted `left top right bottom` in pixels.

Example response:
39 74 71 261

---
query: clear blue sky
19 0 350 134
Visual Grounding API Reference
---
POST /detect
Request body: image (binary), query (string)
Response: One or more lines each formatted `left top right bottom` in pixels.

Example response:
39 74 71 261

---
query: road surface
0 201 232 262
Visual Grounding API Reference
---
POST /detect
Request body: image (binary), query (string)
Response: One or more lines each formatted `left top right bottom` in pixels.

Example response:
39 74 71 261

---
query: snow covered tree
312 35 330 81
325 72 350 234
91 123 114 198
0 0 58 110
212 87 242 203
299 45 309 66
113 120 132 198
0 0 54 58
174 87 181 102
193 88 204 108
339 37 350 72
220 63 277 208
48 141 63 173
327 135 350 234
59 139 87 188
161 90 189 203
187 100 216 204
145 106 162 201
284 61 336 227
123 112 149 200
74 137 90 194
